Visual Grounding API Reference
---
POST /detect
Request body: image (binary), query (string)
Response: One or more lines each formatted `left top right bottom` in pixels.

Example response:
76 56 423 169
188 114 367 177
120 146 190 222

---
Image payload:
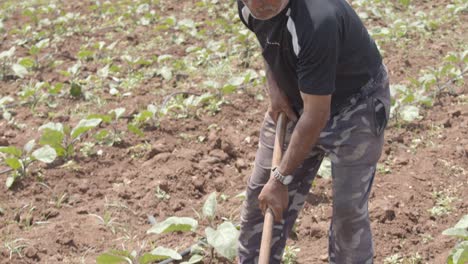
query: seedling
38 118 102 161
146 192 239 262
0 141 57 189
443 215 468 264
3 237 28 259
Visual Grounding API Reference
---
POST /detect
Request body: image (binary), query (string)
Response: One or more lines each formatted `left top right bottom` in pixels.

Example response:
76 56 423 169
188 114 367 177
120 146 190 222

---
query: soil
0 0 467 264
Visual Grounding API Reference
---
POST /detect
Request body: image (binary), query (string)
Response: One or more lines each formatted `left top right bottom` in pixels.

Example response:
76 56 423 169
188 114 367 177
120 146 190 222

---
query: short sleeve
237 1 252 30
297 17 339 95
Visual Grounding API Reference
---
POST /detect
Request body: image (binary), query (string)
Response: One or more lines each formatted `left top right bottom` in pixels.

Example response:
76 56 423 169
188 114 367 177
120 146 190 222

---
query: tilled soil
0 0 467 264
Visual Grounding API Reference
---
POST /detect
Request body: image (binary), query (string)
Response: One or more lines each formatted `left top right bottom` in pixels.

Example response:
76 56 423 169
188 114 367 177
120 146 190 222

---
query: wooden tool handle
258 113 288 264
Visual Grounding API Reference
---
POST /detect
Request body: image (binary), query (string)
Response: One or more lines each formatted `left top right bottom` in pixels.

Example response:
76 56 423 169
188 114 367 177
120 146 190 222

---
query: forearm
279 111 328 176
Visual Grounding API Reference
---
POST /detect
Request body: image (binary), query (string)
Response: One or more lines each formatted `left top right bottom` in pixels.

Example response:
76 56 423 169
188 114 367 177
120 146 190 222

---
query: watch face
283 175 293 185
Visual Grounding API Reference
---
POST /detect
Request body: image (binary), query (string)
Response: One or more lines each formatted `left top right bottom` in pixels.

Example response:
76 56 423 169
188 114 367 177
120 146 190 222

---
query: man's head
242 0 290 20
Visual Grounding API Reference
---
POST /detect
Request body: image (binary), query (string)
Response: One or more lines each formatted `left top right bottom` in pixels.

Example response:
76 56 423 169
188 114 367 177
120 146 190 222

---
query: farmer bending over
237 0 390 263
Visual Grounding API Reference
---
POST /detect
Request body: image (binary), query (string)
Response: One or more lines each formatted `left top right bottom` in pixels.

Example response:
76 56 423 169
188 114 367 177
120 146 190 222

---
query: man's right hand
267 84 298 123
264 60 298 123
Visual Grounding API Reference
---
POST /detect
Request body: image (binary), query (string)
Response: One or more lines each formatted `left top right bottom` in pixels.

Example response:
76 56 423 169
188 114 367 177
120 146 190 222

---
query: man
237 0 391 263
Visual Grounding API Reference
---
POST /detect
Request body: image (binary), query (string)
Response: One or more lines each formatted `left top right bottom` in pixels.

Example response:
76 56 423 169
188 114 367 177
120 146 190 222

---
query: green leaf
96 251 130 264
23 140 36 154
94 130 110 141
109 108 125 120
139 253 165 264
318 157 332 179
127 124 144 137
400 105 420 122
159 66 172 80
39 122 64 133
181 254 203 264
147 216 198 234
88 114 112 124
71 118 102 139
5 158 22 170
0 47 15 59
221 84 236 95
139 247 182 263
32 145 57 163
19 57 35 68
205 222 239 260
443 215 468 238
39 129 65 156
6 176 15 189
448 241 468 264
12 63 28 78
0 146 22 157
70 82 82 98
203 192 217 220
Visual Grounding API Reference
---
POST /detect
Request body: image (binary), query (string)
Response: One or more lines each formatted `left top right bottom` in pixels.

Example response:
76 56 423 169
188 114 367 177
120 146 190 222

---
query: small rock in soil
24 246 39 260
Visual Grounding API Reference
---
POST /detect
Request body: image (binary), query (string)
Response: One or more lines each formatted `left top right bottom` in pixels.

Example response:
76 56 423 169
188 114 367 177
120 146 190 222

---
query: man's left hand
258 178 289 222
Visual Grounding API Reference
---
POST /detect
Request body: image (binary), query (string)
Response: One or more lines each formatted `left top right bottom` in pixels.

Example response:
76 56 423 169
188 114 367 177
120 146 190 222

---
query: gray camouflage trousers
238 65 391 264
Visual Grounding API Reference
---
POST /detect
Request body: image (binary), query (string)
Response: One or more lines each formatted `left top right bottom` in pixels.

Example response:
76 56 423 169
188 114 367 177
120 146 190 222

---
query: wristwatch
271 167 294 185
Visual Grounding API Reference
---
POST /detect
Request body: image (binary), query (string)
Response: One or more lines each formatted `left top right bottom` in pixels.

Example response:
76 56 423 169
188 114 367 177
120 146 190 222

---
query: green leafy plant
443 215 468 264
89 108 126 146
97 247 182 264
146 192 239 262
38 118 102 160
0 141 57 188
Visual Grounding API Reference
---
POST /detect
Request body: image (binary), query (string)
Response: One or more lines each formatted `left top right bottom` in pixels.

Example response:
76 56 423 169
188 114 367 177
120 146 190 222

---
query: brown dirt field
0 0 467 264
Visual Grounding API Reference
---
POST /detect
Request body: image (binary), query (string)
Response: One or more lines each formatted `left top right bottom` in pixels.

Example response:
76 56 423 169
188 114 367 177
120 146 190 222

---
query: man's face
242 0 290 20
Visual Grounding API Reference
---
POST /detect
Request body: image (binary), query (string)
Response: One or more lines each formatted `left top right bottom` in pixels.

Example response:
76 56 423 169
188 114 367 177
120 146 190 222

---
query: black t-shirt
238 0 382 113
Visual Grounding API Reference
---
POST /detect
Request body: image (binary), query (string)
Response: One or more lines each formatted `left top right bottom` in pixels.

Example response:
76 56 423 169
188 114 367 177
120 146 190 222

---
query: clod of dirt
157 180 170 193
175 148 200 162
192 178 205 193
235 158 248 171
152 152 173 163
221 140 236 157
451 110 461 118
4 131 16 138
171 200 186 212
0 137 9 146
200 156 221 165
56 231 76 247
214 176 227 192
395 157 409 166
209 149 229 162
78 181 90 194
442 118 452 128
24 246 40 260
304 223 327 239
145 142 172 160
371 199 396 223
44 208 60 220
